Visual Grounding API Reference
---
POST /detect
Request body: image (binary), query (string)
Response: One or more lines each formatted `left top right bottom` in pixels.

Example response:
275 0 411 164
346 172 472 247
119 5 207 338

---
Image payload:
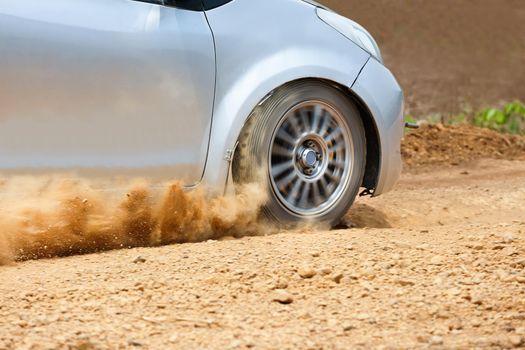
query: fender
202 0 370 189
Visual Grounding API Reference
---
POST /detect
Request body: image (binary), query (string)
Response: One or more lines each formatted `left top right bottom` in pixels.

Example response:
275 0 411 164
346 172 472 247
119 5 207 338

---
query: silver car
0 0 404 226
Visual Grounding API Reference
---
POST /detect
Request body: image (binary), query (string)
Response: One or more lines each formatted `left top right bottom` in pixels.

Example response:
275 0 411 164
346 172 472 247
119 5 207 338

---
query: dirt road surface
1 158 524 349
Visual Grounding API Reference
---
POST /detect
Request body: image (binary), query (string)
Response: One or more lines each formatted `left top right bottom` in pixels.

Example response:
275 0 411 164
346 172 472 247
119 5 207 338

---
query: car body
0 0 403 224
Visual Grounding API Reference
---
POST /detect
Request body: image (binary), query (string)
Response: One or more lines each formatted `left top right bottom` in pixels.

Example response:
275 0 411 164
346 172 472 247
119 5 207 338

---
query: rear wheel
233 80 366 227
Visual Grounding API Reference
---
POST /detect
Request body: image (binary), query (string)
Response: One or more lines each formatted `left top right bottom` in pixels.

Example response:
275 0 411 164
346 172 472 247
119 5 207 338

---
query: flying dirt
0 177 269 265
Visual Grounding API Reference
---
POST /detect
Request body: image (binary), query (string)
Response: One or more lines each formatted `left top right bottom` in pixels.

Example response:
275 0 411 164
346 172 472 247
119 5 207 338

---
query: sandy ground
1 158 524 349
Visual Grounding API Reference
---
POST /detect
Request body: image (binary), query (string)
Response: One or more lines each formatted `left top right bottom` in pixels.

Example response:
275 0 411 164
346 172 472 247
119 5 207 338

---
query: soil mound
402 124 525 169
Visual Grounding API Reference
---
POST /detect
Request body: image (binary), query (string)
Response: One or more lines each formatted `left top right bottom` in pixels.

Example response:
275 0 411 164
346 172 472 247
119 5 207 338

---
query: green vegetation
406 101 525 135
473 101 525 135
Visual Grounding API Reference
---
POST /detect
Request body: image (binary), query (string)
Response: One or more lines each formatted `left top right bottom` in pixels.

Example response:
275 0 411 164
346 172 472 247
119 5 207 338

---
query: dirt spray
0 176 269 265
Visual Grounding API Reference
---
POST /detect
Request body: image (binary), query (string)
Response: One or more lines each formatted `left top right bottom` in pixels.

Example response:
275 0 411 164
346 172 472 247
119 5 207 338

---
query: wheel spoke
299 109 311 133
286 177 303 204
272 143 293 159
299 182 311 208
328 142 346 153
318 177 329 196
271 161 293 179
325 172 342 185
276 171 298 192
312 105 325 133
275 128 296 147
312 180 322 206
326 127 343 143
288 114 302 138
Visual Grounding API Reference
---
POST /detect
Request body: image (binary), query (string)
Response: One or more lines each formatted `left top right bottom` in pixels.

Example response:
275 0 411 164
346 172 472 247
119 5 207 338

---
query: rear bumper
351 58 404 196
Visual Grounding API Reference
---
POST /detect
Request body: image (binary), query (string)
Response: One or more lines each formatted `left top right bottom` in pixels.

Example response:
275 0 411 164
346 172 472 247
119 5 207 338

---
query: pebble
319 266 333 275
471 244 485 251
332 273 344 284
272 290 293 304
168 335 178 343
298 266 316 279
502 233 515 244
132 256 146 264
396 279 415 287
273 279 289 290
355 313 370 321
447 288 461 296
429 336 444 345
430 255 445 265
502 247 518 256
342 321 355 331
127 339 143 347
509 335 523 347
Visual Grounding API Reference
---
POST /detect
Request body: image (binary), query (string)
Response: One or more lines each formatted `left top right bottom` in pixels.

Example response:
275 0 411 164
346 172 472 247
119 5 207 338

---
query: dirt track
1 159 524 349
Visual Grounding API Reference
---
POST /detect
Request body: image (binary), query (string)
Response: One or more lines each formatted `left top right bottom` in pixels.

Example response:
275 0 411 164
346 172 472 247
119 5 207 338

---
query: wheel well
323 79 381 191
234 78 381 191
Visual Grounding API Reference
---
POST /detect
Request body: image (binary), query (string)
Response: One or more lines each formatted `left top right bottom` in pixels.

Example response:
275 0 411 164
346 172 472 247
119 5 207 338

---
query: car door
0 0 215 185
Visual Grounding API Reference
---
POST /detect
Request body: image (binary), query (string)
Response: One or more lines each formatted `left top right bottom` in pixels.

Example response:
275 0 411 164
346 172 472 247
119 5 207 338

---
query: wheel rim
269 100 354 216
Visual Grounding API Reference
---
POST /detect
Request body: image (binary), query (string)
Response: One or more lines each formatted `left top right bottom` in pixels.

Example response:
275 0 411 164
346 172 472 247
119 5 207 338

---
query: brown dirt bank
402 123 525 170
321 0 525 116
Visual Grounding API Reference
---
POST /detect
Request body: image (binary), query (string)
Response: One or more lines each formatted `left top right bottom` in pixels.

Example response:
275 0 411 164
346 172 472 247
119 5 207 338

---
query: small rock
133 256 146 264
448 319 463 330
514 258 525 267
332 273 344 284
432 277 443 286
309 251 320 257
496 269 510 281
127 339 143 347
355 313 370 321
430 255 445 265
342 321 355 331
272 290 293 304
168 335 178 343
396 279 415 287
470 294 483 305
510 335 523 347
273 278 289 290
447 288 461 296
471 319 482 327
502 247 518 256
298 266 316 279
502 233 515 244
429 336 443 345
319 266 333 275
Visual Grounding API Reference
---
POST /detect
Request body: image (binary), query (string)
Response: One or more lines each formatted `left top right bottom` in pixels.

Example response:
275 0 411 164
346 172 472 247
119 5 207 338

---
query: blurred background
321 0 525 118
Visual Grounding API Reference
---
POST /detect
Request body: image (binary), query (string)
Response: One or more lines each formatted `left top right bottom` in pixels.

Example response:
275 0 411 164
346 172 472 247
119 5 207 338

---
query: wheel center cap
301 148 318 168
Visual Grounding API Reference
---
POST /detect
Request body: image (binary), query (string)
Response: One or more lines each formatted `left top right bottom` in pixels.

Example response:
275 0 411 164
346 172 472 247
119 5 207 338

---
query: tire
232 80 366 227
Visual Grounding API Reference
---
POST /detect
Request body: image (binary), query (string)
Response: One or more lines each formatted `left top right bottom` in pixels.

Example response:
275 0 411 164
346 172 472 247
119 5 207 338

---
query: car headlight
316 8 383 64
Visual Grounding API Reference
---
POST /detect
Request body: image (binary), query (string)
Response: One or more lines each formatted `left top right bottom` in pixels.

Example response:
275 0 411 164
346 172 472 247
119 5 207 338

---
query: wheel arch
229 78 381 193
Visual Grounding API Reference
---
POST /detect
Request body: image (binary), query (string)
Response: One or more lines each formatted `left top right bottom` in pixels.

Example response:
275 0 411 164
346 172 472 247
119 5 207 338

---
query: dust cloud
0 176 269 265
